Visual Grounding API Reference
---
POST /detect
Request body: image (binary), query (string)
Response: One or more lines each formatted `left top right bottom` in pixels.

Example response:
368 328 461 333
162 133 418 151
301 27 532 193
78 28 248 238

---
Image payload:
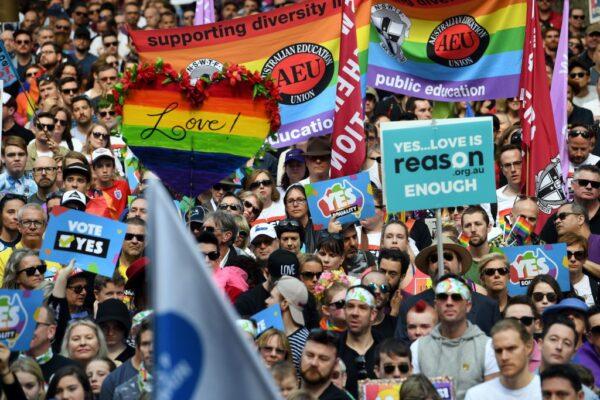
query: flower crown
313 269 358 302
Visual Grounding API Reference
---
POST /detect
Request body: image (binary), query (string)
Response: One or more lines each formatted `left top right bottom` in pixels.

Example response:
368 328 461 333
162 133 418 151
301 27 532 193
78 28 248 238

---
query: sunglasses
203 226 220 234
61 88 77 95
92 132 109 140
532 292 557 302
249 179 272 190
556 212 579 221
99 76 117 82
212 184 226 191
55 25 71 31
260 346 286 356
329 300 346 309
124 233 145 241
68 285 86 294
74 11 88 16
278 219 300 228
383 363 410 375
99 111 116 117
367 282 390 294
36 122 55 131
567 250 586 261
18 264 46 276
16 40 31 45
508 316 535 327
300 271 321 280
574 179 600 189
590 326 600 336
369 156 381 163
26 71 39 78
202 251 219 261
104 41 118 47
568 129 592 139
483 267 509 277
447 206 465 214
218 204 241 211
239 230 248 238
435 292 465 302
54 119 68 127
572 15 585 20
569 72 587 79
428 252 456 264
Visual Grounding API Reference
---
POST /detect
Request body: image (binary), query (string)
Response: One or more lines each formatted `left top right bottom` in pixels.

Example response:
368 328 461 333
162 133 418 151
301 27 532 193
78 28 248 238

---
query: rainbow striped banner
130 0 371 149
367 0 526 101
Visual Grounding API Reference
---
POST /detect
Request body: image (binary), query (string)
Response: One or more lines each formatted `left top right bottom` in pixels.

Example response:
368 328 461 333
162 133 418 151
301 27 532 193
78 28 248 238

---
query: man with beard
60 77 80 107
12 30 35 81
543 28 559 64
38 42 62 76
71 96 94 143
461 206 492 284
465 319 540 399
378 248 410 298
68 27 97 78
28 157 59 205
361 270 396 339
117 218 146 279
338 285 378 398
341 224 376 275
26 112 69 171
301 329 351 400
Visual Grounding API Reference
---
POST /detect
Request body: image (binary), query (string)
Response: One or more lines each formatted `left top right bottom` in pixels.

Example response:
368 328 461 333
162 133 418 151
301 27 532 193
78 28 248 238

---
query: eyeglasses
202 226 221 234
568 129 592 139
243 201 261 215
61 88 77 95
367 282 390 294
428 252 456 264
202 251 219 261
329 300 345 309
74 11 88 16
19 220 43 228
532 292 557 302
260 346 286 356
369 156 381 163
124 233 145 241
55 24 71 31
300 271 320 280
435 293 465 302
574 179 600 189
556 212 579 221
89 8 100 14
249 179 272 190
16 40 31 45
18 264 46 276
67 285 86 294
482 267 509 277
99 76 117 83
383 363 410 375
26 71 39 78
285 198 306 206
501 160 522 170
36 122 55 131
92 132 109 140
508 316 535 327
447 206 465 214
104 41 118 47
54 118 68 126
567 250 586 261
590 326 600 336
569 72 587 79
33 166 58 174
99 111 116 117
218 203 241 211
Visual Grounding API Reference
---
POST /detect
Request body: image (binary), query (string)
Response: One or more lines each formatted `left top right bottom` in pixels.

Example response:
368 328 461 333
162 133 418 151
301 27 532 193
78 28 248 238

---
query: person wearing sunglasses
203 211 239 268
2 249 45 290
319 283 348 332
117 217 146 279
249 223 279 263
26 111 69 172
186 205 206 242
561 232 600 307
299 255 323 295
12 30 34 82
479 253 510 313
504 295 542 371
239 191 263 224
50 104 80 152
245 169 285 225
218 193 243 217
50 262 92 320
527 274 564 321
566 124 599 186
299 136 332 185
256 329 292 368
59 77 80 107
569 8 586 38
411 274 499 400
373 338 412 380
570 60 598 109
275 219 304 254
197 231 220 272
362 270 396 339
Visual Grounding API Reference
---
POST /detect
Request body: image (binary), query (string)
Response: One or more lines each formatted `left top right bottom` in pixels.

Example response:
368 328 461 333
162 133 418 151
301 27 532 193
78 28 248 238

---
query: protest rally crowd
3 0 600 399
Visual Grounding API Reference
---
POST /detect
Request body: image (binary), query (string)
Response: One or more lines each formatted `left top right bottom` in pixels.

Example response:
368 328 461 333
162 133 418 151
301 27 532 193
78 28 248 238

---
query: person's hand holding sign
328 215 342 234
52 259 76 299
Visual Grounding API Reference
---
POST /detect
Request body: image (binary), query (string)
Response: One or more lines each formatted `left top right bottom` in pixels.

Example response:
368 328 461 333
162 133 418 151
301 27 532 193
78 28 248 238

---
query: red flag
330 0 365 178
519 0 566 233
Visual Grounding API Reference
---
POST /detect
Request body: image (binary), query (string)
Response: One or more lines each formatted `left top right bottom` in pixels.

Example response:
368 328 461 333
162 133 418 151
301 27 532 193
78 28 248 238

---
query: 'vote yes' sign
40 207 127 277
381 117 496 212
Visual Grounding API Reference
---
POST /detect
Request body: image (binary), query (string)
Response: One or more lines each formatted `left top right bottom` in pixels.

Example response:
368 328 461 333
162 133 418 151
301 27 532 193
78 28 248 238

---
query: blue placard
304 172 376 231
40 207 127 277
499 243 570 296
0 289 44 351
251 304 284 336
381 117 496 212
0 42 18 86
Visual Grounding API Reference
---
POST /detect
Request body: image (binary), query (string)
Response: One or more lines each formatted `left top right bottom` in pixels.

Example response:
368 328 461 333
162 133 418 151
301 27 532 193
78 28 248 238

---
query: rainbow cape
367 0 526 101
130 0 371 149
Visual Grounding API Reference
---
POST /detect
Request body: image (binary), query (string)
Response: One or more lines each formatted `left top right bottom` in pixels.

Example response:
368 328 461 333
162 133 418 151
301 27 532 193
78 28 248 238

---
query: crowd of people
0 0 599 399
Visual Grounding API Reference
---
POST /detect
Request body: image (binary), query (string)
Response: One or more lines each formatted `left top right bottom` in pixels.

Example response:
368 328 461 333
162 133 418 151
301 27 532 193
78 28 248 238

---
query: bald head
32 156 58 190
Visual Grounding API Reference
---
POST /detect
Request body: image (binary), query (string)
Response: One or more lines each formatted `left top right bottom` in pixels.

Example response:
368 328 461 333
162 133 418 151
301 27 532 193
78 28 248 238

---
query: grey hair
206 210 238 246
17 203 47 224
2 249 40 289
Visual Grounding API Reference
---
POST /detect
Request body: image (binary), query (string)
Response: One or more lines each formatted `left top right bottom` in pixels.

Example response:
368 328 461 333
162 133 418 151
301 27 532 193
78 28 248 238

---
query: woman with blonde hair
10 356 46 400
61 320 109 369
239 191 263 224
2 249 45 290
82 122 124 176
244 169 285 225
255 328 292 368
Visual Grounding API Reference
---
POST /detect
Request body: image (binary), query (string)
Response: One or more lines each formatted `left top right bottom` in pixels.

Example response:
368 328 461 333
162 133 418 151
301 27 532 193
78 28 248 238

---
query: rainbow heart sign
114 60 280 195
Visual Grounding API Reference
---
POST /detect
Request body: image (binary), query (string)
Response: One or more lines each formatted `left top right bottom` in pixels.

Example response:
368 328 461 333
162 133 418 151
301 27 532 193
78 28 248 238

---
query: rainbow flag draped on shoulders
130 0 371 149
367 0 526 101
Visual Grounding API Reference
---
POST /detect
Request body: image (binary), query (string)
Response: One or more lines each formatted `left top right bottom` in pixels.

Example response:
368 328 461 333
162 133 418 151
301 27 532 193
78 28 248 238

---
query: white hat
61 190 87 208
249 223 277 245
276 276 307 326
1 92 11 105
91 148 114 164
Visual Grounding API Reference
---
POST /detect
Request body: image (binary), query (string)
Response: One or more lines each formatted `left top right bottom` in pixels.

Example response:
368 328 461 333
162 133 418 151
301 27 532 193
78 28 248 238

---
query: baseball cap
92 148 115 164
285 148 305 164
1 92 10 105
188 206 207 223
267 249 299 279
63 163 91 182
542 298 589 319
250 223 277 245
276 276 308 326
587 23 600 35
61 190 87 209
74 26 91 40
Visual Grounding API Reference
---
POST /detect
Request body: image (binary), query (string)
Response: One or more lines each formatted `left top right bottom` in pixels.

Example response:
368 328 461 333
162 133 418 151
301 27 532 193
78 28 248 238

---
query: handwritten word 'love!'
140 102 241 142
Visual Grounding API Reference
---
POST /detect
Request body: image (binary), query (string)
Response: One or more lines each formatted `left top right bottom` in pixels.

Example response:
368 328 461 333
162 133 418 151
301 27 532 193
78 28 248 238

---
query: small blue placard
304 171 376 231
40 207 127 277
499 243 570 296
381 117 496 212
251 304 284 336
0 289 44 351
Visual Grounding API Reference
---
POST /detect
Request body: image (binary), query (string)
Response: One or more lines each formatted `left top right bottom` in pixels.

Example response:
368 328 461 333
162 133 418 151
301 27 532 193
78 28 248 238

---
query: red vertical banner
519 0 566 233
330 0 366 178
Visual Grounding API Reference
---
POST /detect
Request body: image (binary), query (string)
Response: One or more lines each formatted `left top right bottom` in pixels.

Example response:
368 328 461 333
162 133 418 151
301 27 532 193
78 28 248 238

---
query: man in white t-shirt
496 144 523 225
465 319 541 400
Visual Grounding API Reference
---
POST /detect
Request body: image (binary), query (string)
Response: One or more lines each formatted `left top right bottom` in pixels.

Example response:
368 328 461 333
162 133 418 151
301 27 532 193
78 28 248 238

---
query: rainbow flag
130 0 371 149
367 0 526 101
458 231 470 248
506 216 534 245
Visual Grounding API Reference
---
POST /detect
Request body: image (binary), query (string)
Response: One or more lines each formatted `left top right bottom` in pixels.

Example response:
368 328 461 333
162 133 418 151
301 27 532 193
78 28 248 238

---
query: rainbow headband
346 286 376 308
435 278 471 302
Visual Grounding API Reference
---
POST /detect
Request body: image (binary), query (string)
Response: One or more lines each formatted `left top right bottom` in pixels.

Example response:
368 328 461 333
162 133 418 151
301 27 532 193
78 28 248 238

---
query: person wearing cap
2 92 34 144
410 274 499 400
235 249 300 317
337 285 379 398
299 136 332 185
117 217 146 280
203 210 239 268
394 237 501 343
186 205 206 241
124 257 150 313
543 298 589 350
96 298 135 364
202 180 235 212
68 26 98 77
266 275 309 372
579 23 600 70
28 157 59 205
250 222 280 262
90 147 131 220
281 148 307 190
0 136 37 197
276 219 304 254
570 59 599 109
62 160 112 219
61 190 88 211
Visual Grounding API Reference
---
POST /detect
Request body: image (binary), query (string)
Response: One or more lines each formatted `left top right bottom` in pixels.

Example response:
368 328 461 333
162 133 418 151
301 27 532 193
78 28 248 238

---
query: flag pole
525 146 530 194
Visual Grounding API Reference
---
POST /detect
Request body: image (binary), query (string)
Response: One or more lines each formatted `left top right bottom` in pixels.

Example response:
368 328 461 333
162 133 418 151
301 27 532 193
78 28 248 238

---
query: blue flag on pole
0 42 18 86
148 181 281 399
